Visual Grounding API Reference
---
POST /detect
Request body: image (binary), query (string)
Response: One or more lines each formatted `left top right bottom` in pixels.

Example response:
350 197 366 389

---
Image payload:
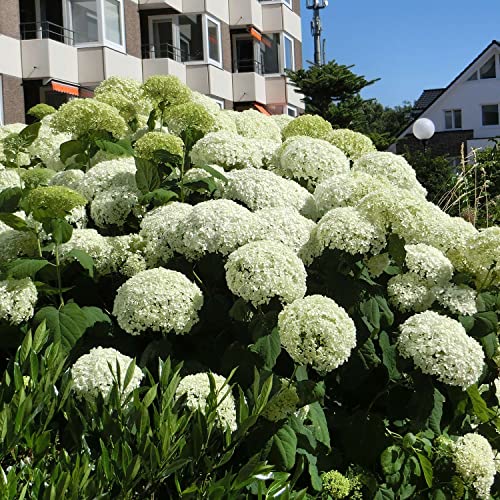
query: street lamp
412 118 435 152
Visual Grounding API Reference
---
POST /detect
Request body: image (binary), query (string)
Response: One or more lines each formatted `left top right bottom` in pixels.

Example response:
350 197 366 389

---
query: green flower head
23 185 87 221
20 167 56 189
27 103 56 121
95 92 137 123
164 102 215 138
321 470 351 499
282 114 334 141
134 131 184 161
142 75 192 107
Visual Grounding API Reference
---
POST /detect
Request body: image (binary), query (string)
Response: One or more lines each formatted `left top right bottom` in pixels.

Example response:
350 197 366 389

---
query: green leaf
19 122 41 146
379 331 399 380
44 219 73 244
480 332 498 359
270 425 297 470
360 297 381 331
60 140 86 163
470 311 498 337
142 384 158 408
197 164 228 182
0 187 22 212
428 388 445 434
95 139 133 156
65 249 94 278
5 259 50 279
135 158 161 193
147 109 156 131
416 453 433 487
306 402 330 447
229 298 253 322
154 149 183 167
381 446 404 475
0 212 30 231
140 189 178 207
387 234 406 267
467 385 496 423
249 327 281 370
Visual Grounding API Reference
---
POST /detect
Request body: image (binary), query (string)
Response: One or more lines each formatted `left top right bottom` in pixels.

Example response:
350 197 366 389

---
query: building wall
0 0 20 39
2 74 25 123
125 0 142 58
396 130 475 158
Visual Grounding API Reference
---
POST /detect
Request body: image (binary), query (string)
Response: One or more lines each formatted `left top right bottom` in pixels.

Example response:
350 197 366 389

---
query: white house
397 40 500 158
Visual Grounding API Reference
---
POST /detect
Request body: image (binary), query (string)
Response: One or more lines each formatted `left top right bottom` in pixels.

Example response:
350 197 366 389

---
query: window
261 34 281 74
207 17 221 64
233 34 261 73
479 55 496 79
69 0 98 43
103 0 122 45
444 109 462 129
179 15 204 61
151 18 174 59
283 34 294 71
287 105 298 117
482 104 499 126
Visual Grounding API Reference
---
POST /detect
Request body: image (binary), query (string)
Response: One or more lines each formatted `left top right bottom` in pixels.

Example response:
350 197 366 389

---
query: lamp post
306 0 328 66
412 118 435 153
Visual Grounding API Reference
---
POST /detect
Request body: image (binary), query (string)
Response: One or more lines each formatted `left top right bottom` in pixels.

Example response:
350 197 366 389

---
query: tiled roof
413 88 445 110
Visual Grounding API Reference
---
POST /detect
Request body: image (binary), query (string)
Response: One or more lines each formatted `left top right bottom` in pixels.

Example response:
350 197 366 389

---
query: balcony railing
20 21 80 45
141 42 191 62
234 59 264 75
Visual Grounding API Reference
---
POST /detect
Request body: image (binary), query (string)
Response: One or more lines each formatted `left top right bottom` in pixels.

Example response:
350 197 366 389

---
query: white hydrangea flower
365 253 390 277
65 205 87 229
139 202 193 266
77 157 137 200
452 433 496 499
59 228 115 275
71 347 144 402
254 207 316 254
305 207 386 262
388 273 435 313
278 295 357 375
352 152 427 197
190 91 221 114
216 167 317 219
0 230 38 263
190 131 264 170
27 115 71 171
253 138 281 169
273 136 350 190
49 169 85 190
225 240 307 307
0 169 22 192
178 199 260 259
271 114 294 132
328 129 376 160
0 123 26 140
211 111 238 133
90 187 139 228
397 311 484 389
404 243 454 286
432 283 478 316
234 109 282 143
113 268 204 335
175 373 237 431
0 278 38 325
108 234 146 276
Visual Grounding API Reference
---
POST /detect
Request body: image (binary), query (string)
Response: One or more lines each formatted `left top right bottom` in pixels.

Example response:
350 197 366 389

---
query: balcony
233 70 266 104
137 0 182 11
20 22 78 82
142 43 187 83
229 0 263 31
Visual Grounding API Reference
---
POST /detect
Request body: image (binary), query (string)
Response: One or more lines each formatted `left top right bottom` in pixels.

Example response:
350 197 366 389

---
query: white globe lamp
412 118 435 152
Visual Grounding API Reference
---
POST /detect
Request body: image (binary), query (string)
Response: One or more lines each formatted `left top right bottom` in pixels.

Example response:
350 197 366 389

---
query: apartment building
0 0 304 125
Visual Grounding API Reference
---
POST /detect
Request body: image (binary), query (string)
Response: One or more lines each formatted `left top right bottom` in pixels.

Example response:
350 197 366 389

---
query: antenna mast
306 0 328 66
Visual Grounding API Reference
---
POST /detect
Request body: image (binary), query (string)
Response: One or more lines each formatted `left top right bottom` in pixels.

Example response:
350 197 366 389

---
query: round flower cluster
141 75 192 107
71 347 144 402
190 91 221 114
94 76 150 114
108 234 147 277
113 268 204 335
273 136 349 190
59 228 115 275
95 92 137 123
254 138 281 169
225 240 307 307
77 158 137 200
388 273 435 313
254 207 316 254
352 152 427 197
134 131 184 162
139 202 193 266
278 295 356 375
306 207 386 261
397 311 484 389
0 169 23 191
452 433 496 499
28 115 71 171
190 131 264 170
175 373 237 431
164 102 215 138
0 229 38 263
0 123 26 141
233 109 282 143
282 115 334 141
328 129 376 160
19 167 56 189
210 111 238 133
364 253 390 277
261 381 300 422
216 167 317 219
27 103 55 120
50 98 128 139
23 186 87 221
0 278 38 325
404 243 454 285
321 470 351 499
178 199 260 259
271 114 294 132
49 169 85 191
433 284 477 316
90 186 139 228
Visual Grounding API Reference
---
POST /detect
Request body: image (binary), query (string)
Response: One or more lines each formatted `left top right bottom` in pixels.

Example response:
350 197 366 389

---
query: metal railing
234 59 263 75
20 21 81 45
141 42 192 62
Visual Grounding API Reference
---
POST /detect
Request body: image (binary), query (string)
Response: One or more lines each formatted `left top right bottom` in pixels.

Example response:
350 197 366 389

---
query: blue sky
300 0 500 107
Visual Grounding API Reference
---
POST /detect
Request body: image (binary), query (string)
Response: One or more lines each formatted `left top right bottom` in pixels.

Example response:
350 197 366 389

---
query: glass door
151 18 174 59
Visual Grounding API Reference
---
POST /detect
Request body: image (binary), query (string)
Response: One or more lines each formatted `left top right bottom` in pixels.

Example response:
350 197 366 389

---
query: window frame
467 53 499 81
286 105 298 117
283 33 295 72
205 15 222 67
444 109 462 130
261 32 296 76
481 103 500 127
0 76 3 126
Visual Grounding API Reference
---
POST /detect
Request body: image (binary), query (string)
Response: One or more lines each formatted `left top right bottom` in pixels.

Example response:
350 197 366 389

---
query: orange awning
254 103 271 116
51 82 79 96
249 27 262 42
261 34 273 48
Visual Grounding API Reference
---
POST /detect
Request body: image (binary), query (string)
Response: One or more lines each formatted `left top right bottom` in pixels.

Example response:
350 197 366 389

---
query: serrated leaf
270 425 297 470
43 219 73 244
470 311 498 337
60 140 86 163
19 122 41 146
140 189 178 207
379 331 400 380
135 158 161 193
428 388 445 434
249 327 281 370
154 148 183 167
467 385 496 423
381 445 404 475
65 249 94 278
0 187 22 212
480 332 498 359
306 402 330 447
95 139 133 156
5 259 50 279
416 453 433 487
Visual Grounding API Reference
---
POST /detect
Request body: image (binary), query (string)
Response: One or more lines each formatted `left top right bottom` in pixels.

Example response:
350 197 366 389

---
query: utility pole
306 0 328 66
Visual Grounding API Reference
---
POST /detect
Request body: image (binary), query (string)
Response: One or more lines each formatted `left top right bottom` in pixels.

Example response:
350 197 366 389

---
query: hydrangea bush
0 75 498 498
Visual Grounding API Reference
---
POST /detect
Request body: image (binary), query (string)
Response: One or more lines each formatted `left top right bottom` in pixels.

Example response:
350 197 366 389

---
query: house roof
413 88 445 110
398 39 500 138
